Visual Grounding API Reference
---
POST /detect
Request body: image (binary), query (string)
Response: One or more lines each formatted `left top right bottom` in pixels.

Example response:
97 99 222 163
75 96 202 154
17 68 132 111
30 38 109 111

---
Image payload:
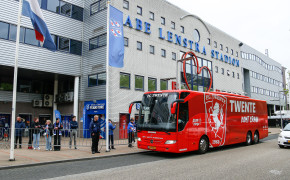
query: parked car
278 123 290 148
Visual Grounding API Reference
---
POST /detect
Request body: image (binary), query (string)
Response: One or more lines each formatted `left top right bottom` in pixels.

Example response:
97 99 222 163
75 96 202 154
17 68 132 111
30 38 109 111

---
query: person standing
69 116 78 149
32 117 41 150
15 117 25 149
90 115 101 154
44 120 53 151
108 119 116 150
53 118 63 151
127 118 135 148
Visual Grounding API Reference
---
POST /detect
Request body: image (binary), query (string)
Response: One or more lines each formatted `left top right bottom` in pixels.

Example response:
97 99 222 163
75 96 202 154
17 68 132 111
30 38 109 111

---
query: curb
0 150 150 170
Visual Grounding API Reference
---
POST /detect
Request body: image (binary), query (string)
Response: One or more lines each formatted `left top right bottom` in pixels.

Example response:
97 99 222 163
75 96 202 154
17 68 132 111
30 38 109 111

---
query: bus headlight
138 137 142 141
165 140 176 144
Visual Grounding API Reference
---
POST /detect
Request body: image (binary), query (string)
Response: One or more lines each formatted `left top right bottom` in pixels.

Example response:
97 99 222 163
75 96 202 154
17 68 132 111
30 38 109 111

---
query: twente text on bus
128 51 268 154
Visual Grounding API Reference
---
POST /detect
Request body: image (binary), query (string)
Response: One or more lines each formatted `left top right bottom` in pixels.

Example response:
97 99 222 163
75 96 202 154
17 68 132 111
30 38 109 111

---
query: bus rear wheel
246 132 252 146
198 136 209 154
253 131 259 144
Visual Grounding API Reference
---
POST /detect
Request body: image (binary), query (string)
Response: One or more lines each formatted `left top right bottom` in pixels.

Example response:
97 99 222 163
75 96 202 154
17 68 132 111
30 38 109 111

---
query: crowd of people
11 115 137 153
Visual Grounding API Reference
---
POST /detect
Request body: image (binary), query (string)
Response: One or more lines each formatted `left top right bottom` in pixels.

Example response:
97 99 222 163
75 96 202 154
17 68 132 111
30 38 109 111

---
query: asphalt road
0 134 289 180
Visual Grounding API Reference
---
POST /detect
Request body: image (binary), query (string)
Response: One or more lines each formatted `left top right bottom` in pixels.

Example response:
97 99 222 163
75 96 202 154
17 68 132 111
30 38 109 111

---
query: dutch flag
22 0 56 51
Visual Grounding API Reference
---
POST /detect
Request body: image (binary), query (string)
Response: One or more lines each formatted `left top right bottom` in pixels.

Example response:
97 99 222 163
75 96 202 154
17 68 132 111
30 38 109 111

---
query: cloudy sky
167 0 290 72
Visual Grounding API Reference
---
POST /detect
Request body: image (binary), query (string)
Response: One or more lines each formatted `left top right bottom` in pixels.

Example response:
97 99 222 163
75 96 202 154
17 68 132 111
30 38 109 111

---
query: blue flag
109 5 124 68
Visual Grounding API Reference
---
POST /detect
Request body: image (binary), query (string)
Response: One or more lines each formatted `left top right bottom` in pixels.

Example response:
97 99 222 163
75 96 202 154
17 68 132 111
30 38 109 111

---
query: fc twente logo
110 19 122 37
205 94 227 147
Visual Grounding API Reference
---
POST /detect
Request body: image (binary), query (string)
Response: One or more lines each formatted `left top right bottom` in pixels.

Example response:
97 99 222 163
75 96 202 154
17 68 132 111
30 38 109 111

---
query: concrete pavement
0 128 281 169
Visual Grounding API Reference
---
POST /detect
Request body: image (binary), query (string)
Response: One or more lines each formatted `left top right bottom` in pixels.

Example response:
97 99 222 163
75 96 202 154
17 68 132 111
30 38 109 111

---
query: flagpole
105 0 111 152
10 0 23 161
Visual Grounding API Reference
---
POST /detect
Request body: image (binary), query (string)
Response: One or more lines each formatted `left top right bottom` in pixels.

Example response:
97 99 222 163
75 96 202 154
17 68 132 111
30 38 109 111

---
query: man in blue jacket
90 115 101 154
127 118 135 148
15 117 25 149
69 116 78 149
108 119 116 150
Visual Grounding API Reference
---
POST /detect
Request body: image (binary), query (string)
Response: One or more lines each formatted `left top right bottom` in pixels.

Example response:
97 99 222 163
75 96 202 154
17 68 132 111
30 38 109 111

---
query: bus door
177 102 189 151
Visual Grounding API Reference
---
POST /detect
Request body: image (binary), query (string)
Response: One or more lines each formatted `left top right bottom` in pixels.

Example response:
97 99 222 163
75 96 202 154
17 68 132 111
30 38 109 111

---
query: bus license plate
148 146 156 150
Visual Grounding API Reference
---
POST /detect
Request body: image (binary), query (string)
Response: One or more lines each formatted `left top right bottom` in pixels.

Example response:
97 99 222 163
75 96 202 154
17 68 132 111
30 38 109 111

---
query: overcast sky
167 0 290 73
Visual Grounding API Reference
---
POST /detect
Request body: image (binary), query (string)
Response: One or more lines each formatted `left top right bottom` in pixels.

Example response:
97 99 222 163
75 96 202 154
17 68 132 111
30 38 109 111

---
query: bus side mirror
129 103 134 114
128 101 142 114
171 102 177 114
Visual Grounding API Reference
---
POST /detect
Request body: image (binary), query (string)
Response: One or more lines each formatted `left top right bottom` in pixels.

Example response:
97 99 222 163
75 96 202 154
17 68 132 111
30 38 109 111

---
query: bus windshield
138 93 178 132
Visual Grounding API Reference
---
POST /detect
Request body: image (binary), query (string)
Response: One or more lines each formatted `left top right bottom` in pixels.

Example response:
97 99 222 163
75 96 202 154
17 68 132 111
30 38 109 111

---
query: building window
221 68 224 75
220 44 223 51
25 28 39 46
227 70 230 76
171 21 175 29
58 37 70 52
9 25 25 43
207 38 210 45
0 21 9 39
236 51 239 57
181 26 184 33
89 34 107 50
231 49 234 55
70 39 82 55
60 1 72 17
120 73 130 89
135 75 144 91
237 73 239 79
161 49 166 57
161 17 165 25
137 6 142 15
88 72 106 86
90 0 106 15
149 11 154 20
71 5 84 21
214 41 217 48
148 78 157 91
124 37 128 47
226 47 228 53
215 66 218 73
160 80 168 90
123 0 129 10
137 41 142 50
193 29 200 42
47 0 60 13
232 72 235 78
172 52 176 60
150 45 155 54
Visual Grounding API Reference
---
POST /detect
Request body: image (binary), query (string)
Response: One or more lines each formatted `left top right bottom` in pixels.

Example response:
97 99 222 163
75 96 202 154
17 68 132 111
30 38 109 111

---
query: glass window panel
161 17 165 25
0 22 9 39
47 0 60 13
59 37 69 51
137 41 142 50
172 52 176 60
123 0 129 9
135 75 144 90
148 78 156 91
150 45 154 54
88 75 97 86
60 1 71 17
72 5 83 21
193 29 200 42
149 11 154 20
161 49 166 57
120 73 130 89
9 25 25 43
25 28 39 46
124 37 128 46
137 6 142 15
97 73 106 85
70 39 82 55
160 80 167 90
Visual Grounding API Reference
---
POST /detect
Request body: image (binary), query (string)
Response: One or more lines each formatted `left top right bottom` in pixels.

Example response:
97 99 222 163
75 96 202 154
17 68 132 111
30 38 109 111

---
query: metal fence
0 127 137 149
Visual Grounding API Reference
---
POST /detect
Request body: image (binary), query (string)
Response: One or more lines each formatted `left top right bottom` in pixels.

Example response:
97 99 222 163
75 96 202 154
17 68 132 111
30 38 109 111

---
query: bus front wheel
198 136 209 154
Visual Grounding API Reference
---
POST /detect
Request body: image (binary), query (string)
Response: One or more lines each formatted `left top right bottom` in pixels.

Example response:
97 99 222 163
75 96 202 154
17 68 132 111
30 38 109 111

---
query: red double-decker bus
129 90 268 154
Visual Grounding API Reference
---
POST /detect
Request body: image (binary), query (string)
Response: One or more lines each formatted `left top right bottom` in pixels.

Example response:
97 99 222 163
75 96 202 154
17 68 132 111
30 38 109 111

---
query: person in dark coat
89 115 101 154
53 118 63 151
108 119 116 150
32 117 41 150
69 116 78 149
15 117 25 149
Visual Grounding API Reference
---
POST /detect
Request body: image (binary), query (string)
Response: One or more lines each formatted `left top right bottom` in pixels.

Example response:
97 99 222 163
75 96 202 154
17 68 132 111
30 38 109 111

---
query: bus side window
178 102 188 131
